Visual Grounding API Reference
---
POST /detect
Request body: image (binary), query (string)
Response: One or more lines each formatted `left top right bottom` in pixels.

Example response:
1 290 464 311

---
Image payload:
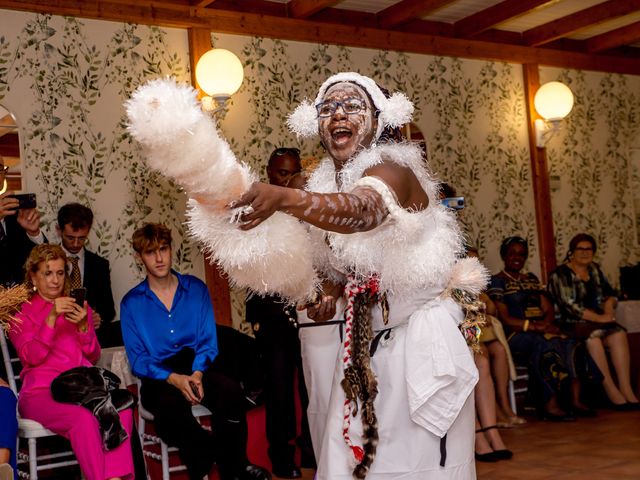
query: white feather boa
125 78 318 302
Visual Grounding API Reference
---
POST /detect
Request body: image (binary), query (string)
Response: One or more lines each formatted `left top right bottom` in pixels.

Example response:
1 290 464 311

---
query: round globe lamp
534 81 574 121
195 48 244 98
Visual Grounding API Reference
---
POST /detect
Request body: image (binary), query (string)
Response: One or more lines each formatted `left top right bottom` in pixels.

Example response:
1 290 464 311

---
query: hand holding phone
8 193 37 210
189 381 202 401
70 288 86 307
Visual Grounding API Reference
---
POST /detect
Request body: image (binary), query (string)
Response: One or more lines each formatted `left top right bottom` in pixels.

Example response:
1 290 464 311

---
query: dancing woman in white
235 72 482 479
126 71 483 479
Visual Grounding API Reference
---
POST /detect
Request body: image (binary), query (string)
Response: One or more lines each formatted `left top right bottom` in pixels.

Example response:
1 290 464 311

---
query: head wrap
287 72 414 141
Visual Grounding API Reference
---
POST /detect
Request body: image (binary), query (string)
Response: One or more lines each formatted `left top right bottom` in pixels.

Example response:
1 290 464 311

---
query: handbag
51 366 135 450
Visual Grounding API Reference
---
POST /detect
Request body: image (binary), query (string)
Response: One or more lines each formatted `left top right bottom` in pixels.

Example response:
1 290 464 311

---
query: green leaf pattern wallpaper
0 11 198 313
1 9 639 327
542 68 640 283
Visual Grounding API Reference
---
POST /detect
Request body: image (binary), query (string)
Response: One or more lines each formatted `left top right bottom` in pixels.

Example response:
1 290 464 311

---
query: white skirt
308 296 477 479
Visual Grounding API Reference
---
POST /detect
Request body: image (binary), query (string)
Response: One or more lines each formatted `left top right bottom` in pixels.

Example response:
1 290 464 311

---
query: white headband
287 72 414 140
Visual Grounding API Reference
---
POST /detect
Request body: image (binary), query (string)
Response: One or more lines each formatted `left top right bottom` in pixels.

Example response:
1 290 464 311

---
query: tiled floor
284 408 640 480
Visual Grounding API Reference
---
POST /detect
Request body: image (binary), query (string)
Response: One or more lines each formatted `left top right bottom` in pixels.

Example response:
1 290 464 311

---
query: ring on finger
242 204 255 215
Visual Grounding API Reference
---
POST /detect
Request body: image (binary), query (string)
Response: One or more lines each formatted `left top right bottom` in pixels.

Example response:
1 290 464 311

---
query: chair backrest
0 332 21 394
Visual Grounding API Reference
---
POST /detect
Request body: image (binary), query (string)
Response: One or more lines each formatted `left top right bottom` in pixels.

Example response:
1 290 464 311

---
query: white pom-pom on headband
287 71 414 140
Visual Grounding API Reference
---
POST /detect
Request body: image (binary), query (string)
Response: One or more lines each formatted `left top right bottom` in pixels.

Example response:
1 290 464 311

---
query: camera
70 288 86 307
8 193 37 210
441 196 465 210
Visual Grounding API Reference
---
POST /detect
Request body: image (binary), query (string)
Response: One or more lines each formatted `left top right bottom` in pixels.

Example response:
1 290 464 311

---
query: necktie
69 256 82 290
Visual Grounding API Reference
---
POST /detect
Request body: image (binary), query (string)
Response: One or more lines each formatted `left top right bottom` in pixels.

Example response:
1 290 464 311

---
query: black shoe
475 451 500 462
609 402 640 412
271 462 302 479
492 449 513 460
241 463 272 480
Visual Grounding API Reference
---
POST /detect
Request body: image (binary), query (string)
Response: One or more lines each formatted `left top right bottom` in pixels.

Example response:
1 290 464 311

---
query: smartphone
189 381 202 400
8 193 37 210
70 287 86 307
441 196 465 210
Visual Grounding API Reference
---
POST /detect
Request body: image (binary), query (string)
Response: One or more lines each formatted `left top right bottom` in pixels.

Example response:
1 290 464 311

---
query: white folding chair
135 377 211 480
0 333 79 479
508 364 530 414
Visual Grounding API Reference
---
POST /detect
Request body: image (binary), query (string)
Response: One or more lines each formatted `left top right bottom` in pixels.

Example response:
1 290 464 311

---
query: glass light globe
534 81 574 121
195 49 244 97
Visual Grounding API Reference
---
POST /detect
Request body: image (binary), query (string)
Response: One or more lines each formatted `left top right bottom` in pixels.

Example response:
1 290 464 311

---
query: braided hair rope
341 276 380 479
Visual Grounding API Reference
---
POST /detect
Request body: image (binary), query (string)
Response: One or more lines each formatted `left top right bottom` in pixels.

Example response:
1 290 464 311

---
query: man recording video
0 155 45 288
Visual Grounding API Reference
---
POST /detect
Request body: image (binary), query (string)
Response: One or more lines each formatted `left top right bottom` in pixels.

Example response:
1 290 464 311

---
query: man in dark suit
0 156 45 287
57 203 118 346
245 148 314 479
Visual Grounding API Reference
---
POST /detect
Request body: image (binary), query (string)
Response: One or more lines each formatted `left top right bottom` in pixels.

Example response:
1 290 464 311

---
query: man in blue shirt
120 223 271 480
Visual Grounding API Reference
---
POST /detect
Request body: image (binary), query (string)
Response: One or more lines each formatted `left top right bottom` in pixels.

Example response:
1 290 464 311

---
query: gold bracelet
523 319 530 332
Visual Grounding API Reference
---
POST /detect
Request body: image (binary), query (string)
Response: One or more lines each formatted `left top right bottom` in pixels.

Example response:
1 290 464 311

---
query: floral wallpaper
0 11 200 313
542 68 640 285
1 8 638 328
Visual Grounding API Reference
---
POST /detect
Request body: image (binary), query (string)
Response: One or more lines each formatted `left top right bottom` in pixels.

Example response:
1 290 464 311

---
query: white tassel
286 101 318 138
446 257 489 296
380 92 414 128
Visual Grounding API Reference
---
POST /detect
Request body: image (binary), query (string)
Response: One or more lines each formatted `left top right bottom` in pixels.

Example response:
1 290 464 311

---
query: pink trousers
19 388 134 480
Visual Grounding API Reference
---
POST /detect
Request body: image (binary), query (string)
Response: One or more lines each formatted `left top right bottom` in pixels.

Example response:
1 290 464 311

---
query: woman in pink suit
9 244 135 480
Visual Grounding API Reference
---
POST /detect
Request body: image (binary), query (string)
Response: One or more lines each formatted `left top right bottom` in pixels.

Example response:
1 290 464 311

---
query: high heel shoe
475 425 513 461
492 449 513 460
609 401 640 412
475 451 500 462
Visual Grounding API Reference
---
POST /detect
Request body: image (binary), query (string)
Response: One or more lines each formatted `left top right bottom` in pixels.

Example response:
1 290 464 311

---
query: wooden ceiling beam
523 0 640 47
454 0 553 38
1 1 640 75
192 0 217 7
586 20 640 53
288 0 339 19
377 0 456 29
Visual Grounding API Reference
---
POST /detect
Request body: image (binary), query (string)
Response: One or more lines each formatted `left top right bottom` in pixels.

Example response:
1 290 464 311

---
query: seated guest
468 248 522 427
57 203 117 346
489 236 582 419
474 293 513 462
548 233 639 410
120 223 271 480
8 244 136 480
0 377 17 479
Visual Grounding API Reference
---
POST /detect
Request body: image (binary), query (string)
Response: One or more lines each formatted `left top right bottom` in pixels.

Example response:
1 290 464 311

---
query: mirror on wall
0 105 21 192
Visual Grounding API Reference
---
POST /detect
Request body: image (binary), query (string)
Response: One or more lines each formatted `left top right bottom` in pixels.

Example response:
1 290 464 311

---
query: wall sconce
533 81 574 148
195 48 244 114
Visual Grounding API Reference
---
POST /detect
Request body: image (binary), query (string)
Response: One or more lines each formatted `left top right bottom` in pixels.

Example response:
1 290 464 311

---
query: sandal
508 415 527 426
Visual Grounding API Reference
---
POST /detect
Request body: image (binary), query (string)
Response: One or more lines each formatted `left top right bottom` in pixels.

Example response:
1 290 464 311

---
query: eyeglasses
272 147 300 157
316 98 367 118
574 247 594 252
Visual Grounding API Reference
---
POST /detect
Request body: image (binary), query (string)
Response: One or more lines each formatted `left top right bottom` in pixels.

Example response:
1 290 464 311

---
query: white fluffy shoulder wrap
307 143 486 299
125 78 318 302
